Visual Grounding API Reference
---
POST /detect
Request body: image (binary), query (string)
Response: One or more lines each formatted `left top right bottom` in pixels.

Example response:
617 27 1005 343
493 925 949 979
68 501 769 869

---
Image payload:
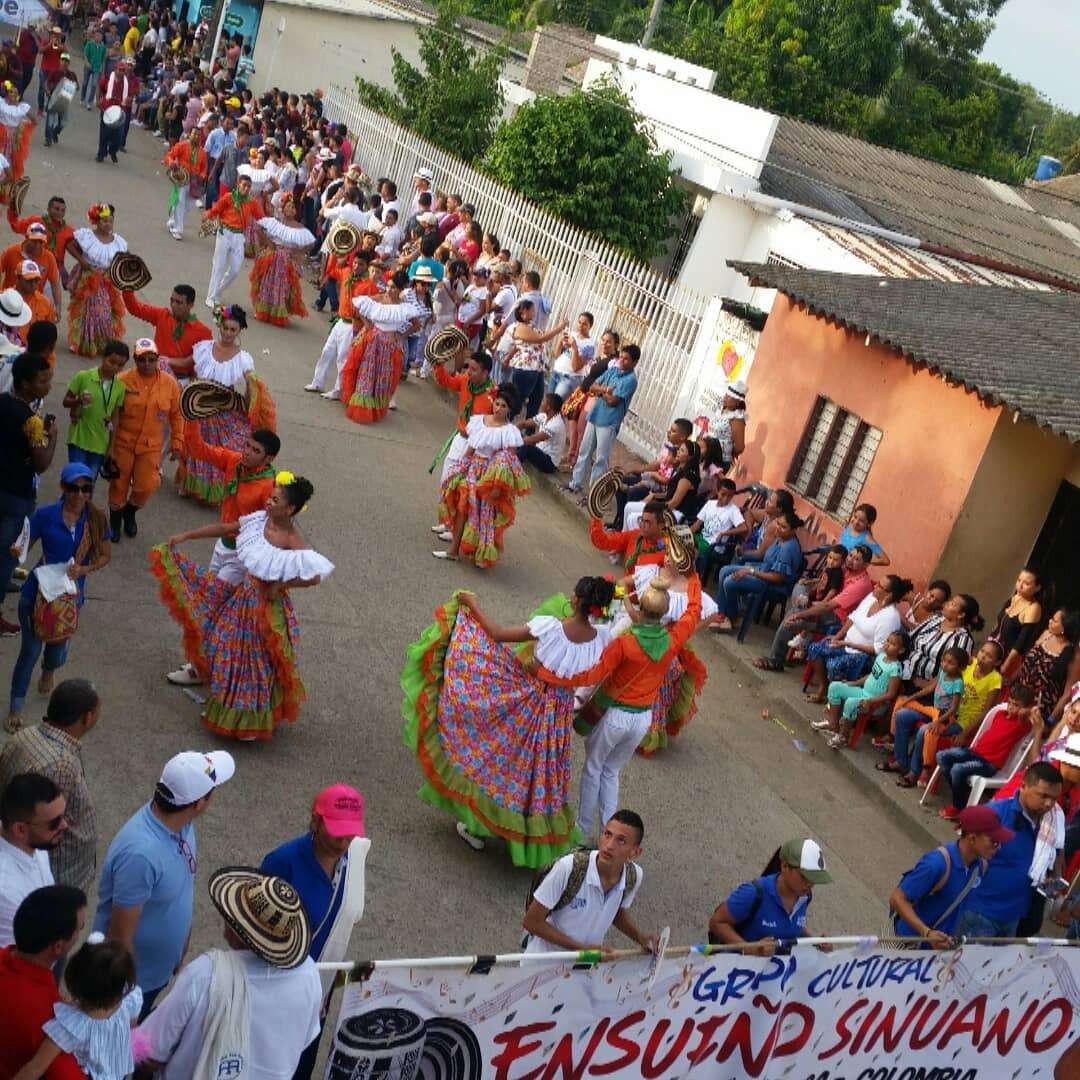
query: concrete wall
739 295 1002 584
934 412 1075 615
593 35 716 91
251 2 423 97
674 191 758 296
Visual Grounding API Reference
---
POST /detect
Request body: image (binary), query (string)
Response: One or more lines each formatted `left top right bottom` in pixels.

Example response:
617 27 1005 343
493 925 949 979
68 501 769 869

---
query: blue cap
60 462 94 486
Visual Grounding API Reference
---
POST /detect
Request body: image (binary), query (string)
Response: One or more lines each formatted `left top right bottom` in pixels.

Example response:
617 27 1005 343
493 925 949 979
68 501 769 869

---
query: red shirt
122 292 213 364
40 44 64 74
97 71 137 110
185 424 275 526
0 946 87 1080
589 518 666 574
833 569 874 621
972 704 1032 769
433 365 495 435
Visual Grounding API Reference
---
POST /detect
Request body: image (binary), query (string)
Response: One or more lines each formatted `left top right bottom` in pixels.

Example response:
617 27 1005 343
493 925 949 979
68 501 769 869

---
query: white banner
0 0 53 29
325 946 1080 1079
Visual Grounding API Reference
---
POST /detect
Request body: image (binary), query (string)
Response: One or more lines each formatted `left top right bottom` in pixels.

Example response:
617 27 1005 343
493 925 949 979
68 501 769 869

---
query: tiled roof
760 117 1080 285
730 260 1080 443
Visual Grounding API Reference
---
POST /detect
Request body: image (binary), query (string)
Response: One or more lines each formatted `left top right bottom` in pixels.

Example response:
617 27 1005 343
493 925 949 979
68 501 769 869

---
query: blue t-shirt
724 873 809 942
23 501 110 605
838 525 882 556
760 536 802 586
894 840 982 938
261 833 348 961
590 367 638 429
93 804 196 992
934 671 965 712
963 795 1039 924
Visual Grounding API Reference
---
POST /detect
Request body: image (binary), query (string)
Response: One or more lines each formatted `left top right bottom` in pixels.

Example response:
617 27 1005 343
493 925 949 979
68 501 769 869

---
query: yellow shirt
957 661 1003 732
122 26 141 57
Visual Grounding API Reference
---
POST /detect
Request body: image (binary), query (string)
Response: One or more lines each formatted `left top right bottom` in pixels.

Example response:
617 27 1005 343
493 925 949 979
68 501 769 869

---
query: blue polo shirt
24 501 111 604
590 367 638 429
894 841 982 938
93 803 196 992
963 795 1039 924
724 873 809 942
261 833 347 960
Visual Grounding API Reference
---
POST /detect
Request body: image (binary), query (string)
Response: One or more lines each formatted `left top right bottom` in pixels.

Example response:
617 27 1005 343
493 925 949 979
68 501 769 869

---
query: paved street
2 101 927 971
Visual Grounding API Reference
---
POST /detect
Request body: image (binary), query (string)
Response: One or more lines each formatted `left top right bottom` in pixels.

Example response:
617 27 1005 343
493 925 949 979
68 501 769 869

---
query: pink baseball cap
314 784 365 838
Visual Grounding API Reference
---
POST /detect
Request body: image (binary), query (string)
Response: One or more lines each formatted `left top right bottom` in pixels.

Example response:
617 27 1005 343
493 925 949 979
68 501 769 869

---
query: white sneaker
456 821 485 850
810 718 835 731
827 732 847 750
303 383 321 392
196 199 204 208
320 389 340 400
388 396 398 410
787 633 806 650
166 663 202 686
170 229 182 241
430 523 445 533
436 529 453 542
205 297 216 309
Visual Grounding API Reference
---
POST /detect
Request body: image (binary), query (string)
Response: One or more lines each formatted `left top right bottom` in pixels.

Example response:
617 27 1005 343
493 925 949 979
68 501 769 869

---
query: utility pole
641 0 663 48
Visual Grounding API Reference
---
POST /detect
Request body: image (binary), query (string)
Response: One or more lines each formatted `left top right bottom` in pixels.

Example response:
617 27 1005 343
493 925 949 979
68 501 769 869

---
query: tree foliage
483 78 687 258
356 0 505 164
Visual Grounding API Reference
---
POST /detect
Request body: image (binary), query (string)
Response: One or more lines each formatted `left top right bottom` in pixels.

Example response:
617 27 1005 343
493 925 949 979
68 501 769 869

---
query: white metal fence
323 85 711 458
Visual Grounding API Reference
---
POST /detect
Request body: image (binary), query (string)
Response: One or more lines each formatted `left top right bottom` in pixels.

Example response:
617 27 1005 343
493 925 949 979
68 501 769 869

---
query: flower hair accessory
23 415 46 448
87 203 113 223
275 470 296 486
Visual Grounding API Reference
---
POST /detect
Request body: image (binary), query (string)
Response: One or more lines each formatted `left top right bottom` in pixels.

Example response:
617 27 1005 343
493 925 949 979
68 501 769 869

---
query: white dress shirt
0 835 54 946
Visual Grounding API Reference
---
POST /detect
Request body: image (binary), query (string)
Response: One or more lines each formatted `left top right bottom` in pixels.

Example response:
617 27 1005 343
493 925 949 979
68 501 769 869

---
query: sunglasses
67 484 94 494
135 354 158 362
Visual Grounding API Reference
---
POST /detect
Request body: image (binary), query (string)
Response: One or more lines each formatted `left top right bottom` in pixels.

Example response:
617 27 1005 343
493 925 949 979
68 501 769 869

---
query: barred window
787 397 881 520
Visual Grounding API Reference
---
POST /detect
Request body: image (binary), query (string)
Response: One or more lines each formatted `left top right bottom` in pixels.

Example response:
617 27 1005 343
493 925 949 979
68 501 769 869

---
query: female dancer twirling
176 304 277 505
249 193 314 326
151 472 333 741
401 576 615 867
0 80 33 193
67 203 126 357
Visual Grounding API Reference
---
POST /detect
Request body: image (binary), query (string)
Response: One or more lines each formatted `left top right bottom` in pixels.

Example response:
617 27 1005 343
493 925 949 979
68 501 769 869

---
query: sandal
875 760 904 774
753 657 785 673
896 775 917 788
4 712 23 734
804 692 826 705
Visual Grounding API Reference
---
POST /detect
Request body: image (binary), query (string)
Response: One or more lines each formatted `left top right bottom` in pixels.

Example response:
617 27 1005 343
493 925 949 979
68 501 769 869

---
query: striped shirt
903 614 974 684
0 725 97 892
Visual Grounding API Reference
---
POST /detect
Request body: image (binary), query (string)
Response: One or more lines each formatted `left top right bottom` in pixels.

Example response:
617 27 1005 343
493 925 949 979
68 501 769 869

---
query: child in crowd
61 338 129 476
814 629 909 750
794 544 846 609
935 684 1039 819
889 646 969 787
692 478 747 586
516 392 565 474
13 934 141 1080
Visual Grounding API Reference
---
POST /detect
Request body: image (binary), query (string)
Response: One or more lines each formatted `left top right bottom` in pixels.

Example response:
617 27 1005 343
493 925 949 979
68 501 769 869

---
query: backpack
891 845 988 932
522 848 638 946
707 878 813 945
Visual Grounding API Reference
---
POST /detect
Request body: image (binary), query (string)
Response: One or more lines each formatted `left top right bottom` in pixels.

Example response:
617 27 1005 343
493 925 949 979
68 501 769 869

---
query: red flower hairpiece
87 203 114 224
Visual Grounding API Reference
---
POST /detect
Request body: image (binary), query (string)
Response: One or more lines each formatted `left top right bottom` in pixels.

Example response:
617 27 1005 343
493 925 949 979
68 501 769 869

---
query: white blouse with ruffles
0 100 31 128
351 294 415 334
631 564 719 624
235 510 335 584
256 217 315 249
192 339 254 393
72 228 128 271
465 415 523 458
526 615 612 679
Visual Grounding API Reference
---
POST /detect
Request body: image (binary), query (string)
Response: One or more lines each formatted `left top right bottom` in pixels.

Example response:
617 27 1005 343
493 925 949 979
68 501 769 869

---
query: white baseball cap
779 837 833 883
414 166 433 182
158 750 235 806
1050 732 1080 769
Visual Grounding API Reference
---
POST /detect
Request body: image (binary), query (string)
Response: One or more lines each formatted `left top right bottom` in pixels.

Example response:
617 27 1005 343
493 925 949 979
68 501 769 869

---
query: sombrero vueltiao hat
586 468 625 520
9 176 29 217
665 524 696 574
108 252 152 292
326 220 361 258
180 379 247 422
424 325 468 367
208 867 311 969
166 163 191 187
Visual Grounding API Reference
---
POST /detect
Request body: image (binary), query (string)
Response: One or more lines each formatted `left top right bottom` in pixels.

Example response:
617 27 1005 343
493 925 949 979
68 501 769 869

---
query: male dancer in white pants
203 175 261 308
305 252 373 400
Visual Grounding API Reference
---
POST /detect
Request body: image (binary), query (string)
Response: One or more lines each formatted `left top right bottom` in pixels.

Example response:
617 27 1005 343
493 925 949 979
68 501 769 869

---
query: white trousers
310 319 354 392
208 539 245 585
207 230 245 305
439 432 469 484
167 188 193 236
578 705 651 838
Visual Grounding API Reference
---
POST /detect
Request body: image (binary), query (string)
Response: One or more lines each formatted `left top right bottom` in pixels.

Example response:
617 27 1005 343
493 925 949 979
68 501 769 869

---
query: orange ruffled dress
249 218 314 327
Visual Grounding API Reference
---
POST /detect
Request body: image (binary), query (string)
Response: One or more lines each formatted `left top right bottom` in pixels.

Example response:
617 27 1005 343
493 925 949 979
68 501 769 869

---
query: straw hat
180 379 246 422
424 326 468 366
665 525 695 574
9 176 29 217
0 288 31 328
108 252 152 292
586 468 624 520
208 867 311 969
326 220 361 258
167 163 190 188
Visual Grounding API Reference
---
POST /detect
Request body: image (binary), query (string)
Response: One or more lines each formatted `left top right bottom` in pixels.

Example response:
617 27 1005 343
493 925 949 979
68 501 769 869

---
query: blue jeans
403 335 421 375
10 591 70 714
903 720 962 776
45 108 64 142
37 70 50 113
570 422 617 490
0 490 35 616
509 369 544 420
550 371 583 398
955 909 1018 939
936 746 996 809
67 444 105 477
715 565 770 620
81 66 99 105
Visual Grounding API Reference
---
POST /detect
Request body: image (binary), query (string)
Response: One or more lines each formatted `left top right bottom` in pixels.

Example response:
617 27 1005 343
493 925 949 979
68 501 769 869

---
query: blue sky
982 0 1080 111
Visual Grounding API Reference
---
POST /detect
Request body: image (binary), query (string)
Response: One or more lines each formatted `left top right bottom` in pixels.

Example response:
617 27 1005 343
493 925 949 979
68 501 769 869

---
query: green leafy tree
356 0 505 163
483 78 687 258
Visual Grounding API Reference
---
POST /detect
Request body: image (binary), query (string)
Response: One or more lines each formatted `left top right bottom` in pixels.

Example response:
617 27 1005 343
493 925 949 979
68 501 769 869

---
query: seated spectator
753 544 875 674
696 436 726 500
813 629 908 750
885 645 968 787
901 579 952 631
901 594 984 690
623 440 703 529
936 685 1039 819
802 576 911 701
707 837 832 956
712 510 803 633
609 419 692 529
516 392 565 475
736 488 795 565
837 503 890 566
691 478 747 585
789 543 846 612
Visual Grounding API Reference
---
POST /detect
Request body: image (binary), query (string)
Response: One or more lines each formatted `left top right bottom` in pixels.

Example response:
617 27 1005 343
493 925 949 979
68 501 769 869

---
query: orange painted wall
737 295 1003 584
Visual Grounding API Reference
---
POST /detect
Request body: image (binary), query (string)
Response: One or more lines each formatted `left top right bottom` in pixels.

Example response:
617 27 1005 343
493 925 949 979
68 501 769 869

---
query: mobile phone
1037 876 1070 899
44 413 56 426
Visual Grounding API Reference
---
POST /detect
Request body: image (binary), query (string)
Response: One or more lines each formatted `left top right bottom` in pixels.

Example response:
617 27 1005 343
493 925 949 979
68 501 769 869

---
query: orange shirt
185 422 275 526
6 210 74 265
331 259 379 320
589 518 667 574
205 191 264 233
122 291 213 364
538 577 702 708
0 242 61 299
164 140 209 180
16 290 57 338
114 367 185 455
433 365 496 435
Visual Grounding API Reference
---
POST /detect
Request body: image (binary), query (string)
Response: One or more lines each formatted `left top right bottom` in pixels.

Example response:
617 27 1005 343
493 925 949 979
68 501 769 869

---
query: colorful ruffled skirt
178 408 251 506
250 248 307 327
637 645 707 755
0 118 33 193
438 448 531 568
68 271 124 357
401 592 580 868
340 328 403 424
150 544 304 740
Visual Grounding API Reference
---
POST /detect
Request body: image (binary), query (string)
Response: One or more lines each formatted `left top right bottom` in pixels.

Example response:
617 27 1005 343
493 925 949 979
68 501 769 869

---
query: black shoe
109 509 123 541
122 503 138 538
95 155 104 162
110 153 118 163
